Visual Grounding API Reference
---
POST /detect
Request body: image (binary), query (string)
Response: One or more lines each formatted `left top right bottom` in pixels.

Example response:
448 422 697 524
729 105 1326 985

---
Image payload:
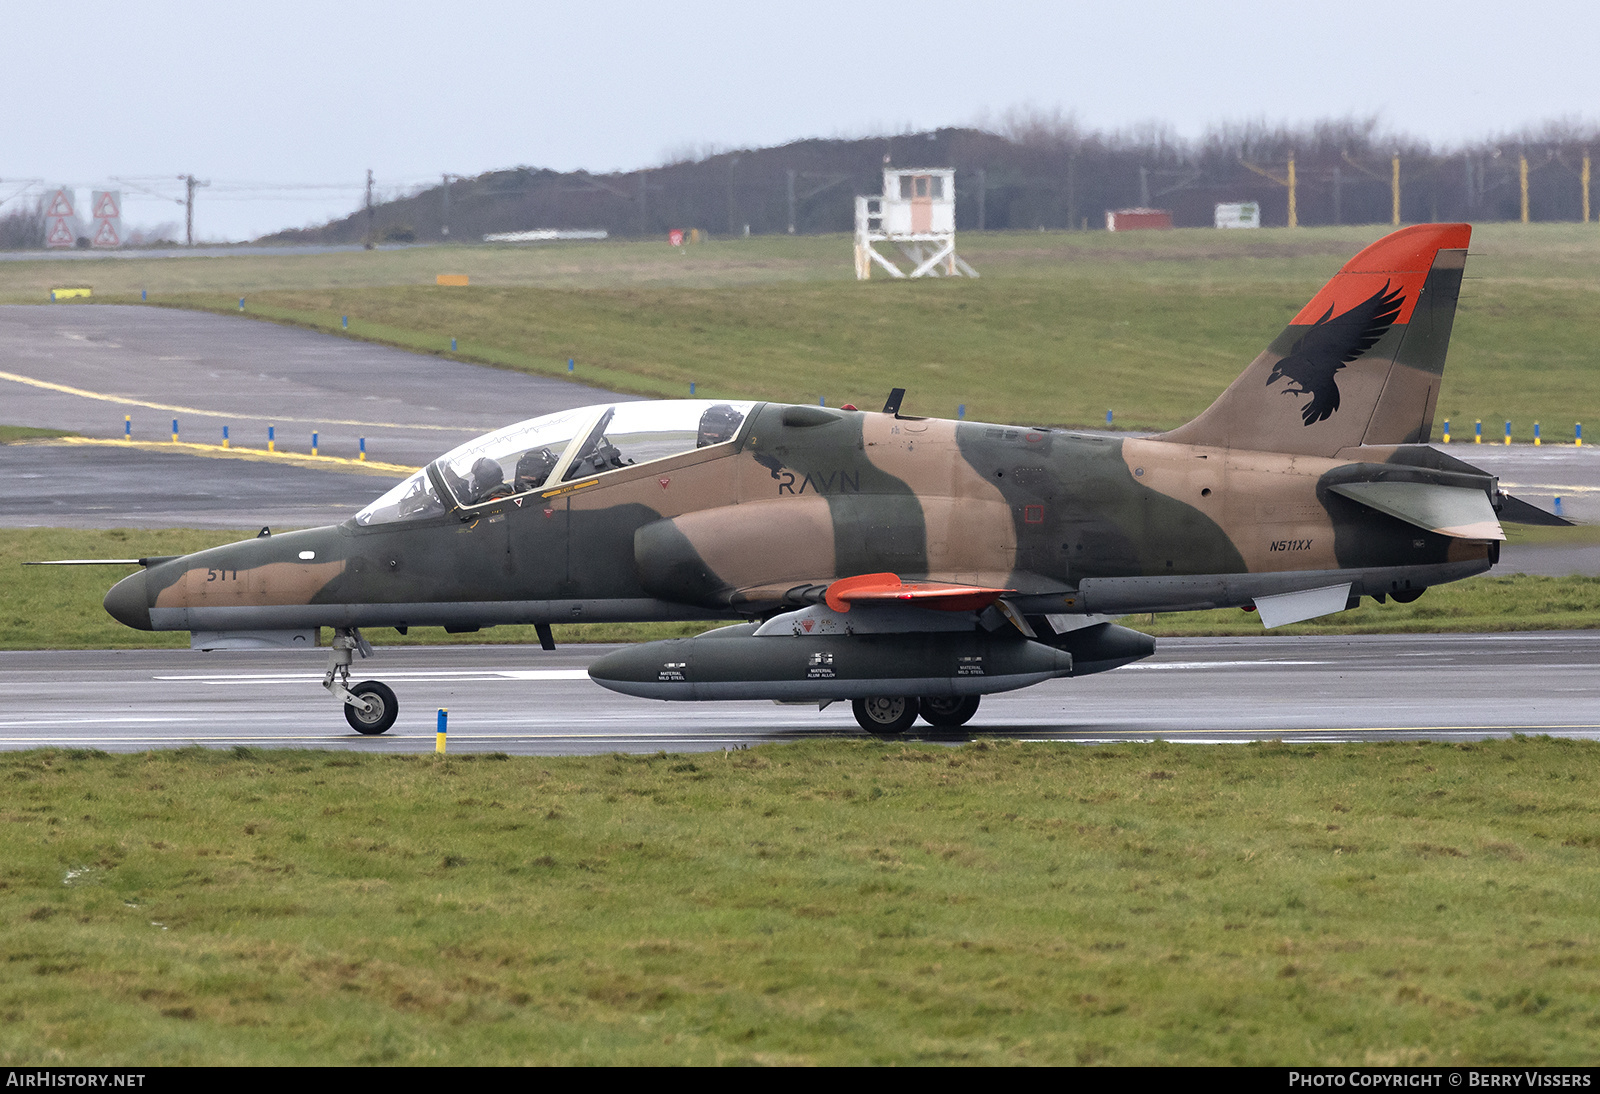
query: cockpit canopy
355 400 754 526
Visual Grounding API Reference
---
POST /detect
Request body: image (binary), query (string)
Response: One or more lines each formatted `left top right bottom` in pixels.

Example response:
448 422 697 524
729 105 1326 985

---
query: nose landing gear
323 627 398 735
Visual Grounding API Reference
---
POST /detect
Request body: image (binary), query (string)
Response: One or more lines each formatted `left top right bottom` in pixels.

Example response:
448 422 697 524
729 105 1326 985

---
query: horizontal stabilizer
1254 583 1352 629
1329 481 1505 540
1496 492 1574 527
823 573 1011 613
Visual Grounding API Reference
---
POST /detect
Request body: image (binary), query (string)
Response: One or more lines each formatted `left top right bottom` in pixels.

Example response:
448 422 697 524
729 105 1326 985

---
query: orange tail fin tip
1161 223 1472 457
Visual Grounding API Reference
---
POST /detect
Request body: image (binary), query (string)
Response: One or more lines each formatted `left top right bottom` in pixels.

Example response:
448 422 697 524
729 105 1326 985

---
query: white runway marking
1122 660 1330 670
155 669 593 683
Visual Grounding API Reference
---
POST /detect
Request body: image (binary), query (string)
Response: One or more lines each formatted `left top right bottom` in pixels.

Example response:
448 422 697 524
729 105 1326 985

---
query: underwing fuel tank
589 626 1079 702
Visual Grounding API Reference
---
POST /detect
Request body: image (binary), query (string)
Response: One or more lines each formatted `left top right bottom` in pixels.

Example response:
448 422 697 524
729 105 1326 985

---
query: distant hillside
260 119 1599 244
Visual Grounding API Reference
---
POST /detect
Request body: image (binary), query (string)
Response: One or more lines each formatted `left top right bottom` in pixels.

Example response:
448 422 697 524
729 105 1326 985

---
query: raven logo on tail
1267 283 1406 425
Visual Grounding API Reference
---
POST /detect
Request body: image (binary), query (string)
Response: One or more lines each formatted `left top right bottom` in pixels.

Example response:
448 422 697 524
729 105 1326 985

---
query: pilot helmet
697 404 744 447
466 457 504 501
515 447 559 488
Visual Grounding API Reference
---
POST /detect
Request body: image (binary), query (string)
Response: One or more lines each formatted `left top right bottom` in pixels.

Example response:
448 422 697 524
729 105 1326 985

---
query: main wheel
920 695 980 728
344 680 398 735
852 696 918 734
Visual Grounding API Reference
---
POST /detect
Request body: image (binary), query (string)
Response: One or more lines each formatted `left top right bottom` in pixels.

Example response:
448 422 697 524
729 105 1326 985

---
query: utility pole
1287 153 1297 228
365 169 375 248
727 155 739 236
1392 154 1402 226
1519 154 1530 224
441 173 451 238
178 174 207 246
786 169 796 234
1583 149 1591 225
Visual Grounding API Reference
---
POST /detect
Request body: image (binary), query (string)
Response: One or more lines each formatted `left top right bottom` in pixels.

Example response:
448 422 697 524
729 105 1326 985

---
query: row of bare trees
259 114 1600 245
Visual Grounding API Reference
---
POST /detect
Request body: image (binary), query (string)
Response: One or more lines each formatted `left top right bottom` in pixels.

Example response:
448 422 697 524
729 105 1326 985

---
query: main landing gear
324 627 398 735
851 695 981 734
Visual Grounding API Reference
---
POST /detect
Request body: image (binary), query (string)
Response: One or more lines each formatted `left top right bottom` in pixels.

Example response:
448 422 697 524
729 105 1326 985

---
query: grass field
3 739 1598 1065
6 527 1600 650
7 224 1599 438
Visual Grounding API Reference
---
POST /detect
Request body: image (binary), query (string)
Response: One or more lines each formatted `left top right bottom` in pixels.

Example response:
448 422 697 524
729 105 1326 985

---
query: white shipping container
1215 202 1261 229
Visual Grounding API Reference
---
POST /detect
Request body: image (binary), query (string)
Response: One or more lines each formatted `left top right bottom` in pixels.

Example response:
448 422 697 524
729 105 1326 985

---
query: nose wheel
324 627 398 735
344 680 398 735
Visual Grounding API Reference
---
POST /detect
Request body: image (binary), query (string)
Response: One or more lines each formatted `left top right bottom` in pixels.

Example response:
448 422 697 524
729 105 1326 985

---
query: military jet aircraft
95 222 1564 734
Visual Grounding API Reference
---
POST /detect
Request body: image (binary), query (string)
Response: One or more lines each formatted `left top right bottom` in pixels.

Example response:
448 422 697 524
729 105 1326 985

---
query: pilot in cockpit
464 457 510 503
514 447 559 491
697 404 743 447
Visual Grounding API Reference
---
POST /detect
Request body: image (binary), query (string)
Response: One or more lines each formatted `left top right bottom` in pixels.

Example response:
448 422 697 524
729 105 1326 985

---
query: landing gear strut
323 627 398 735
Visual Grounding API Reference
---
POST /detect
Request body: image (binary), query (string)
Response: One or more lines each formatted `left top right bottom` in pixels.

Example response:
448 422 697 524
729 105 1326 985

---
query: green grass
6 528 1598 650
0 426 72 444
15 223 1599 436
3 739 1599 1064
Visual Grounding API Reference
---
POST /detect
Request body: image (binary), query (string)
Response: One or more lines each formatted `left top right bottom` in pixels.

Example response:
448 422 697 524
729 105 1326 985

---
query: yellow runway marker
22 436 416 476
0 369 477 433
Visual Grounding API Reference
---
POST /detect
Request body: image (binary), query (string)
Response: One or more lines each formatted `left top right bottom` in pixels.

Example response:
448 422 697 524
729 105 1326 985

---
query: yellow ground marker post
436 709 448 753
1442 419 1451 443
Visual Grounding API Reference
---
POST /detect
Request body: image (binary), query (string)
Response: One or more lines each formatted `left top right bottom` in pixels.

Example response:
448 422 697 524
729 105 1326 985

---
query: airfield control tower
853 167 977 280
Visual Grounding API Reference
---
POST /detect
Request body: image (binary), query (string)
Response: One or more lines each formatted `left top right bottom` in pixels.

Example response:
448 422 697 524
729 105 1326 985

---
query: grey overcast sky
3 0 1596 241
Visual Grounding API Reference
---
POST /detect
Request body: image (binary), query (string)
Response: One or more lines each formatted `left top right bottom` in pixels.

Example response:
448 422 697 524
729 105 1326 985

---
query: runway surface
2 632 1595 754
0 305 628 527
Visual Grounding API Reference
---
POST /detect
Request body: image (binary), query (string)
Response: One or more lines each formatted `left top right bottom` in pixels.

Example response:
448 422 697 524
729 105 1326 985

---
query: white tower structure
854 167 977 280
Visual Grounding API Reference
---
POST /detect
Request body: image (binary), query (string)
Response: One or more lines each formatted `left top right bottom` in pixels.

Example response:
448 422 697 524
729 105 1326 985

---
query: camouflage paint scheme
102 224 1550 717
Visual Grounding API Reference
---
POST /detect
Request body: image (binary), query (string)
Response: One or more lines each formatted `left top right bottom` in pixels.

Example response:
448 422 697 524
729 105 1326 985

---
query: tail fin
1159 223 1470 456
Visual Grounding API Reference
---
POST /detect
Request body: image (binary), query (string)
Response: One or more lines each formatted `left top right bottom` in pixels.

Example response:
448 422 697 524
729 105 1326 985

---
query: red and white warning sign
91 191 120 220
89 190 122 248
45 189 75 218
45 218 76 248
44 188 78 248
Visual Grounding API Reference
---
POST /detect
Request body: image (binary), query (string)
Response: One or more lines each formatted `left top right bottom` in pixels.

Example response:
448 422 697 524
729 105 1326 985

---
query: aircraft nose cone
104 569 152 630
